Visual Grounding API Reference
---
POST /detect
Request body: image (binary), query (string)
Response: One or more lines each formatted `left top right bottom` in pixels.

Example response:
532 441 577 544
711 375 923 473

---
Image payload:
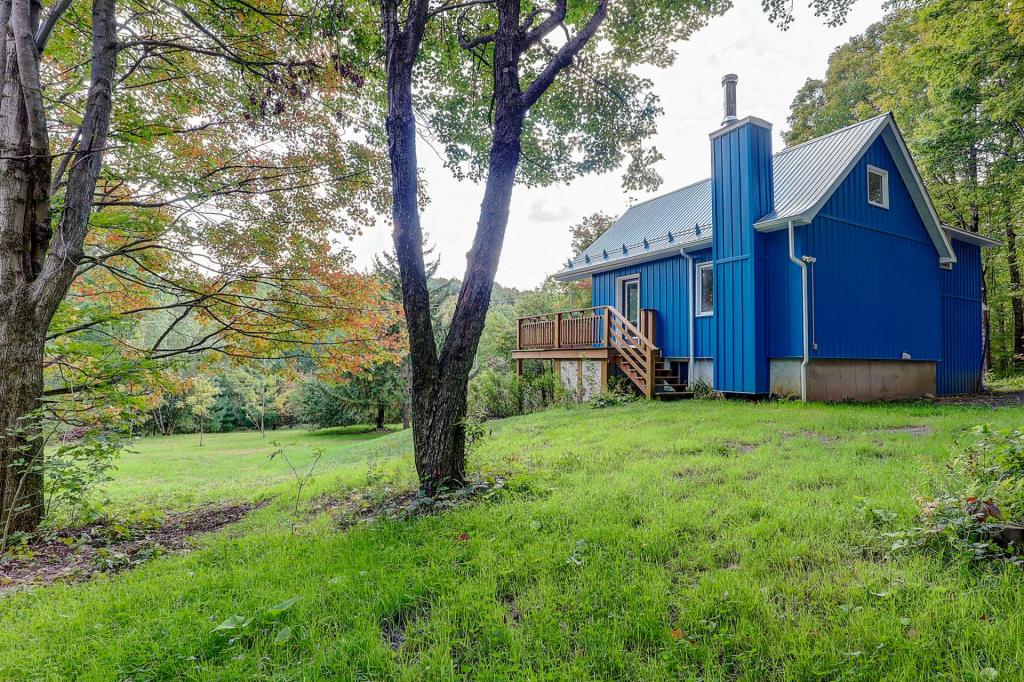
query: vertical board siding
765 229 803 357
691 248 715 358
938 239 983 395
799 136 941 361
591 255 689 358
711 121 773 393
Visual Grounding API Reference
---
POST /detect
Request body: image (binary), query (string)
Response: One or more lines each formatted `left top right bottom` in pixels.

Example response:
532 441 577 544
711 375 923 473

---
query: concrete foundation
770 358 936 401
690 359 714 387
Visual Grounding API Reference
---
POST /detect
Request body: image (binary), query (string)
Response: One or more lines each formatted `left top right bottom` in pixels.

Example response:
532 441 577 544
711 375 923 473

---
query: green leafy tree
185 377 221 446
371 0 853 494
0 0 392 532
783 0 1024 371
229 366 283 437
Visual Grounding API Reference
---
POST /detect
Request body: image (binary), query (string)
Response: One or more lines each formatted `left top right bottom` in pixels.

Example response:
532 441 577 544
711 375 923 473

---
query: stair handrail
603 305 658 398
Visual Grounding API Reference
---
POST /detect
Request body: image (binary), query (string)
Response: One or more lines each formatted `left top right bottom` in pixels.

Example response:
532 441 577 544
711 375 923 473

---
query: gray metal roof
558 113 905 279
755 114 888 227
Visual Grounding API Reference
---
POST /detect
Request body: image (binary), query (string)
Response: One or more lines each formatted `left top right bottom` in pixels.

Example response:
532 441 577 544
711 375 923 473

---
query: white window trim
615 274 640 326
695 262 714 317
867 164 890 209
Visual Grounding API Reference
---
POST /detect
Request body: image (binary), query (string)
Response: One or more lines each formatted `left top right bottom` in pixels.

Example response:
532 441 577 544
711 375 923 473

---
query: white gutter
787 220 809 402
680 250 696 384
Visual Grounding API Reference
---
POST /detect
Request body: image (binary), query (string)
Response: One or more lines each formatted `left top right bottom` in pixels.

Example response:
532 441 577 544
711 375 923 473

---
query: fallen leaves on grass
318 473 508 529
0 501 266 594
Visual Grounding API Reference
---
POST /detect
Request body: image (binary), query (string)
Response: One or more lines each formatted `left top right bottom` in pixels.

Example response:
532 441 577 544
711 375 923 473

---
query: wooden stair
612 350 693 400
603 307 693 400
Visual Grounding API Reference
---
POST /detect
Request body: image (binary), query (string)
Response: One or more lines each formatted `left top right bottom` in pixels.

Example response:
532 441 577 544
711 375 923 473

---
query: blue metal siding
691 248 715 358
591 255 689 359
711 121 774 393
938 239 984 394
800 137 941 361
765 229 803 358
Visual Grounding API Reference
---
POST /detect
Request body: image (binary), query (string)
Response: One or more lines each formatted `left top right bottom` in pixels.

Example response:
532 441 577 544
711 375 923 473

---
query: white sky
347 0 887 290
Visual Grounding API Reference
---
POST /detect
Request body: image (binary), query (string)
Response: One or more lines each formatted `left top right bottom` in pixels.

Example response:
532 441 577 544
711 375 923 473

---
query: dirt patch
724 441 757 454
935 390 1024 408
876 425 933 436
318 474 507 529
0 501 265 594
800 430 838 444
501 592 522 625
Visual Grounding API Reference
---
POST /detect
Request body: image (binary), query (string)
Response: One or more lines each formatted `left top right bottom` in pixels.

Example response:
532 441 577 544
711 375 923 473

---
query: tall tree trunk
0 300 46 534
1006 218 1024 361
375 403 385 431
383 0 527 494
0 0 117 532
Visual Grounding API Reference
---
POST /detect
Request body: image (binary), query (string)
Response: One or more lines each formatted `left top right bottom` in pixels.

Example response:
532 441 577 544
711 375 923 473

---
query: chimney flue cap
721 73 738 126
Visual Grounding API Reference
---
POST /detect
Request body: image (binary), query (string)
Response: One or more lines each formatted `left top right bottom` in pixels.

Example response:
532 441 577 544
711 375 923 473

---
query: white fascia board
755 216 811 232
942 224 1002 248
709 115 773 141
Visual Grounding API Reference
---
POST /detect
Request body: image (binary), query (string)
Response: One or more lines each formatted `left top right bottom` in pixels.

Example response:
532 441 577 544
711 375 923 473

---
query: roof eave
942 224 1002 248
552 241 709 281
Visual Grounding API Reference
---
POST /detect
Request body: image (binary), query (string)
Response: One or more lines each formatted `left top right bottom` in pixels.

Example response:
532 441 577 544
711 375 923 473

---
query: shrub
886 426 1024 567
690 378 718 400
586 386 637 409
468 369 562 420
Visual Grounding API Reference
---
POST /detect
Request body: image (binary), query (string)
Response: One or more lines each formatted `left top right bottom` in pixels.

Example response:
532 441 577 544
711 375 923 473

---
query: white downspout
787 220 809 402
680 250 695 384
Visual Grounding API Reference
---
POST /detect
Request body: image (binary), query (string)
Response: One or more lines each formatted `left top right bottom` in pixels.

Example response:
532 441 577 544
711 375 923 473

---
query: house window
867 165 889 209
621 277 640 328
696 262 714 317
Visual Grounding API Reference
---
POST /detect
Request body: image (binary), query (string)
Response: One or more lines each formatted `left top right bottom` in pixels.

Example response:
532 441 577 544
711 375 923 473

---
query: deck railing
515 305 660 398
516 306 608 350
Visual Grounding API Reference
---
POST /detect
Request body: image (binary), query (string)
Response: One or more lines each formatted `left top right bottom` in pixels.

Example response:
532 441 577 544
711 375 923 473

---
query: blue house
512 75 998 402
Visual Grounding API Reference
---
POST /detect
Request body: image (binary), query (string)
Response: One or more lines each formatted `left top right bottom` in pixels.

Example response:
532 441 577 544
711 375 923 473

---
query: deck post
602 307 610 348
515 358 523 376
516 317 522 351
554 312 562 349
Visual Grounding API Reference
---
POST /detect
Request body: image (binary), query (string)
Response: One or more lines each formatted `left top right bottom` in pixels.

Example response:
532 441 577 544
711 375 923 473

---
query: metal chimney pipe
721 73 738 126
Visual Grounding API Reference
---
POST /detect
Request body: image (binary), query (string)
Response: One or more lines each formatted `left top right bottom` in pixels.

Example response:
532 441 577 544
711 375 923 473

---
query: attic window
867 165 889 209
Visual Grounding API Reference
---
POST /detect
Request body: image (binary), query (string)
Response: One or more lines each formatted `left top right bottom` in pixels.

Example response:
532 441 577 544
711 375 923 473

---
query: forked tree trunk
0 0 117 532
381 0 605 495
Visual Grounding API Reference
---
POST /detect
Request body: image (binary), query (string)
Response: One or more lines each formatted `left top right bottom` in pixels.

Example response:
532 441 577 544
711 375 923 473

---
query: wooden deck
513 306 692 400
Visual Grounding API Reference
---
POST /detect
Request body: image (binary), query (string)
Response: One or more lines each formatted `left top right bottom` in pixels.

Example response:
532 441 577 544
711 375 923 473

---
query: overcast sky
347 0 887 290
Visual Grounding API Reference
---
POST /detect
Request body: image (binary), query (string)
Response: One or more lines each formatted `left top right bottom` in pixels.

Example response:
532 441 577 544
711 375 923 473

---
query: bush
887 426 1024 567
586 386 638 409
690 378 718 400
468 369 562 420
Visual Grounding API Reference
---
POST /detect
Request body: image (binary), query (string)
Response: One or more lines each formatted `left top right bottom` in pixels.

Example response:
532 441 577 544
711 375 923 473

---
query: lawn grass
98 425 408 511
5 399 1024 680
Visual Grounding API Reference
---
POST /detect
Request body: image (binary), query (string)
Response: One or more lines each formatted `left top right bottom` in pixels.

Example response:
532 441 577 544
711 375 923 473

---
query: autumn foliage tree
0 0 396 532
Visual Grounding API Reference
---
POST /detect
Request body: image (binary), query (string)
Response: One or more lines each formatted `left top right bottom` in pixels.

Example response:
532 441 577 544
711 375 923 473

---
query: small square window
867 165 889 209
696 262 714 317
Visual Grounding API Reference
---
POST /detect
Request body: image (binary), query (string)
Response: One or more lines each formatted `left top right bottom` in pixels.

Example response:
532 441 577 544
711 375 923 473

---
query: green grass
99 425 407 511
5 400 1024 680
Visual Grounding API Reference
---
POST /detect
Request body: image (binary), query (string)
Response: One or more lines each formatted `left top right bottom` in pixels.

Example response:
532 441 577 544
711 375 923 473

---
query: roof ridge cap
774 112 890 158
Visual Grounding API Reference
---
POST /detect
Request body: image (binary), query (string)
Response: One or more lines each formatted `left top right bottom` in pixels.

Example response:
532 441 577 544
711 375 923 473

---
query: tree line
784 0 1024 371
